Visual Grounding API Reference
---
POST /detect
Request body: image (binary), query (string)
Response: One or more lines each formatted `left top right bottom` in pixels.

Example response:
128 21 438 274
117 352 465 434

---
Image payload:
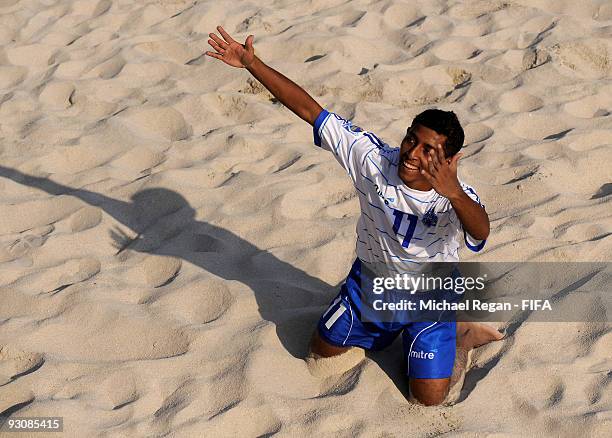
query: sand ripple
499 89 544 112
119 107 192 141
0 0 610 435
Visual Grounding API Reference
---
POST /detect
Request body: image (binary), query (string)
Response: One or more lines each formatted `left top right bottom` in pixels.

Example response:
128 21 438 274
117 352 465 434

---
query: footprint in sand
152 382 196 425
20 6 69 41
55 369 139 410
5 44 58 67
131 255 182 288
463 123 494 145
69 206 103 232
0 66 27 89
557 222 610 243
150 278 233 324
86 54 126 79
596 3 612 20
592 183 612 200
382 3 421 28
488 49 547 73
118 61 176 88
0 24 16 44
20 301 190 361
279 178 355 220
420 15 453 33
38 82 75 110
434 39 479 61
498 89 543 113
91 80 135 103
119 106 192 141
188 233 225 253
54 258 102 292
0 345 44 387
133 39 202 65
567 130 610 152
11 257 101 295
0 191 82 235
37 140 121 173
507 112 570 141
453 18 492 37
508 372 565 411
92 371 139 410
0 229 49 263
71 0 112 18
40 29 83 47
110 145 166 174
563 95 609 118
551 38 611 79
55 59 89 80
0 386 35 417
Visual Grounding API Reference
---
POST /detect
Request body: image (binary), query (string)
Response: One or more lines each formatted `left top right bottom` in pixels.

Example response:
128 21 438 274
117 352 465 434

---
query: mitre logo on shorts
409 350 435 360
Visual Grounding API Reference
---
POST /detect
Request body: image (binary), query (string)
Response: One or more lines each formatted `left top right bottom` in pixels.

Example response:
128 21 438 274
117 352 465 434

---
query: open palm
206 25 255 68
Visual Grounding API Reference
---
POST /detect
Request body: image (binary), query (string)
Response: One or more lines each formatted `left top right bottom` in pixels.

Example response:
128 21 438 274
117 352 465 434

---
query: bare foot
445 323 504 405
456 321 504 350
445 346 472 405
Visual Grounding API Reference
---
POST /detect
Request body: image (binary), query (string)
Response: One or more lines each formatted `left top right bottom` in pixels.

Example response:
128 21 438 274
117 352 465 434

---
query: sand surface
0 0 611 436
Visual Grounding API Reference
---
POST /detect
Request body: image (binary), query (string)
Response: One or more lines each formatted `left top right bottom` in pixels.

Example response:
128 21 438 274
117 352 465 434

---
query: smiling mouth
401 159 420 171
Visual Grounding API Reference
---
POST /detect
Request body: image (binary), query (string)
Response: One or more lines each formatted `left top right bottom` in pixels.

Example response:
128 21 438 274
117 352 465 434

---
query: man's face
398 123 449 190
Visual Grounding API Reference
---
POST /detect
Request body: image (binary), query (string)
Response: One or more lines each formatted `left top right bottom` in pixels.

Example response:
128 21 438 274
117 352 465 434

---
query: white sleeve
458 182 487 252
313 109 380 179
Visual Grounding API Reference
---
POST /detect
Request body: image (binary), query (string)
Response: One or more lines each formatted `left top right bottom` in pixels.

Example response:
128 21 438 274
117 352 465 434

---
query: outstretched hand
205 25 255 68
418 144 463 199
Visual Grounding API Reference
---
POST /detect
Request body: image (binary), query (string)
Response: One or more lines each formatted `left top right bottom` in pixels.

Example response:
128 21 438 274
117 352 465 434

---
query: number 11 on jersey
392 209 418 248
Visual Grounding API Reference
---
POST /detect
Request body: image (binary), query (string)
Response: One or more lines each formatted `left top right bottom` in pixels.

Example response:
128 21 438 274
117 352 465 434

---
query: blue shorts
317 259 457 379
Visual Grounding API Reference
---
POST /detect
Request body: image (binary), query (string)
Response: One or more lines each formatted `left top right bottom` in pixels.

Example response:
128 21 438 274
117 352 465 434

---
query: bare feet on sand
446 322 505 405
456 321 505 350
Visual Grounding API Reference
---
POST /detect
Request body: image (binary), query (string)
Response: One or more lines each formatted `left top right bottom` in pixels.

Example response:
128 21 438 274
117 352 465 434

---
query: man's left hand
419 144 463 199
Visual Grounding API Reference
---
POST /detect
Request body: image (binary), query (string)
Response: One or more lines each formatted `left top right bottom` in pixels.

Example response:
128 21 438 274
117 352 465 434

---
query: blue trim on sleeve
464 231 486 252
313 109 330 147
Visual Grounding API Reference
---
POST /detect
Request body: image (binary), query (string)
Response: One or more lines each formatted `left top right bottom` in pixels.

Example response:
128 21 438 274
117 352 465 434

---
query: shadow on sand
0 165 341 359
0 165 504 404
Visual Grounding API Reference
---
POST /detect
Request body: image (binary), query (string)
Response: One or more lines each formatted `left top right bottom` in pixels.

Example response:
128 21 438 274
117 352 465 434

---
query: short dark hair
412 109 464 156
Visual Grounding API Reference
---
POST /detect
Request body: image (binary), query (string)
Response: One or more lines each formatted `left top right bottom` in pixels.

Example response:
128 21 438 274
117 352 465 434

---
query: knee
409 379 450 406
309 330 351 358
410 390 447 406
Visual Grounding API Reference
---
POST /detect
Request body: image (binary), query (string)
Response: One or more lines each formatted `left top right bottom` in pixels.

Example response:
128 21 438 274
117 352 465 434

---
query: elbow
477 223 490 241
474 223 490 241
468 221 489 242
472 230 489 242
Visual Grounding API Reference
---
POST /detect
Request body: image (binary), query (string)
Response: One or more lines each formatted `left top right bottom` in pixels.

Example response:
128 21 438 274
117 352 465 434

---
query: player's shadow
2 166 499 403
0 165 338 358
366 340 412 400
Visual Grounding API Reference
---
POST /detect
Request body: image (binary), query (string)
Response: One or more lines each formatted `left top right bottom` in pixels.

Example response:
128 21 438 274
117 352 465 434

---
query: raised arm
206 26 323 126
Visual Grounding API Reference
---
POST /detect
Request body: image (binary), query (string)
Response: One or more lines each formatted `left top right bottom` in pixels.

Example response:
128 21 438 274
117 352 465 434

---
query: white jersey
313 109 486 276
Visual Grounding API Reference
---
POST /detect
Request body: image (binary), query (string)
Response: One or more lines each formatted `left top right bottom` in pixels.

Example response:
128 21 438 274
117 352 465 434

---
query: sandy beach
0 0 611 436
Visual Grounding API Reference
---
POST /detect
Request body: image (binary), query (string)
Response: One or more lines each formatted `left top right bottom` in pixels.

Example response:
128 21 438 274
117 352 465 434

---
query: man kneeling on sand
206 26 503 406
